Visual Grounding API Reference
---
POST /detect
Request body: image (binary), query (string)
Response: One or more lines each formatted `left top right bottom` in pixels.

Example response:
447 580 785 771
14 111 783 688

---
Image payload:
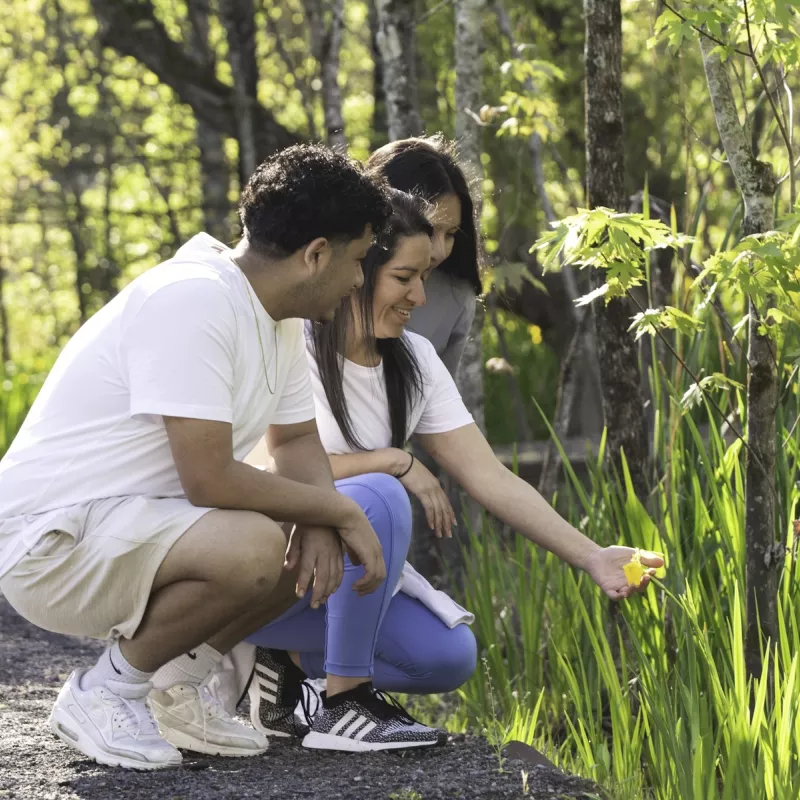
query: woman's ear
303 238 332 277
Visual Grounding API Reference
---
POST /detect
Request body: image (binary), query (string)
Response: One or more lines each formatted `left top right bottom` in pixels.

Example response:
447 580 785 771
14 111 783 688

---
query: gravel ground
0 595 603 800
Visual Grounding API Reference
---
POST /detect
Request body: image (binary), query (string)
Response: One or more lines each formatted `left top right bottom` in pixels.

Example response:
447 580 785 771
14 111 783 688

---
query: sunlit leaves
694 228 800 341
532 207 693 303
680 373 744 411
629 306 704 341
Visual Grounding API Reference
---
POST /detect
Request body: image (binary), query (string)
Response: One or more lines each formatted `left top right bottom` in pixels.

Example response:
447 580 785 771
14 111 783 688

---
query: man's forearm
271 431 336 490
191 459 355 528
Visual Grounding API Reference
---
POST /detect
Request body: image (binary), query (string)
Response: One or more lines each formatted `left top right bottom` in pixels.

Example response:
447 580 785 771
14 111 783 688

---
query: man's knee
175 510 286 599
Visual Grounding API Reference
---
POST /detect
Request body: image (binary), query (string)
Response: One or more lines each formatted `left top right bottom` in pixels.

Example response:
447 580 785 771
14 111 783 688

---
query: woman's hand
583 545 664 600
396 453 457 539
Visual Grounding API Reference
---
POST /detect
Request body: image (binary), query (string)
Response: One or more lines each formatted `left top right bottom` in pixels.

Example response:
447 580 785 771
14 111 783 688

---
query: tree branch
661 1 750 58
89 0 297 155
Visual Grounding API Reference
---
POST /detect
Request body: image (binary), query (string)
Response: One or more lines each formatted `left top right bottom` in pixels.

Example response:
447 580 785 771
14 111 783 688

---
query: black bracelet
396 451 415 479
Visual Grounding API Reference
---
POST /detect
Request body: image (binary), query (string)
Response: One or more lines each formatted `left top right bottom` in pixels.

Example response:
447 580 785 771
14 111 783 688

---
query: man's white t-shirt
307 327 474 454
0 233 315 578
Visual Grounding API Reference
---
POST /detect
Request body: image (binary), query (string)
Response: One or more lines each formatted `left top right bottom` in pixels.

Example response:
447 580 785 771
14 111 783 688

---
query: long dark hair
310 190 434 451
366 135 481 295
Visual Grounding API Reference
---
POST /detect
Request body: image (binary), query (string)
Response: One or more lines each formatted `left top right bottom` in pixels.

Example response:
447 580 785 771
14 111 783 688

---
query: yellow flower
623 560 645 586
528 324 543 346
624 548 667 586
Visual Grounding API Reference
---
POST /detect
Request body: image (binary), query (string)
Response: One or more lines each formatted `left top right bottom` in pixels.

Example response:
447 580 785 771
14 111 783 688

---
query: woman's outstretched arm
417 424 662 599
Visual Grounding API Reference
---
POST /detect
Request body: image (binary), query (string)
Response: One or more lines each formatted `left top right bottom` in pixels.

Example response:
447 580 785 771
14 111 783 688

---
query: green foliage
695 229 800 347
533 207 692 301
441 359 800 799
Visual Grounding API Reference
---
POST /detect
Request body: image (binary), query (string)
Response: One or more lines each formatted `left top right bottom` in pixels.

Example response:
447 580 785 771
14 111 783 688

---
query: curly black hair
239 144 393 257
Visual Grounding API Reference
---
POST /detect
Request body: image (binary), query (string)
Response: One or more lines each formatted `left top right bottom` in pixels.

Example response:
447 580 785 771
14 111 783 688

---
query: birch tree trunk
700 35 779 680
450 0 487 553
584 0 649 501
375 0 423 140
308 0 347 150
406 0 486 584
454 0 487 437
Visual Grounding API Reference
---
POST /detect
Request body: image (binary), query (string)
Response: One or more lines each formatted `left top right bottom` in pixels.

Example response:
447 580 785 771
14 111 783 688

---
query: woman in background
366 135 481 377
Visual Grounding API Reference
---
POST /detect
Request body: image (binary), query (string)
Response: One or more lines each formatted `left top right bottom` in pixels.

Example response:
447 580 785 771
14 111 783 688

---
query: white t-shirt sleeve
413 337 474 435
121 278 237 424
272 320 316 425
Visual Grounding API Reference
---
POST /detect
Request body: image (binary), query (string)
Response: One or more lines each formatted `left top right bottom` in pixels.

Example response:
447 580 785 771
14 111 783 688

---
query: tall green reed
451 271 800 798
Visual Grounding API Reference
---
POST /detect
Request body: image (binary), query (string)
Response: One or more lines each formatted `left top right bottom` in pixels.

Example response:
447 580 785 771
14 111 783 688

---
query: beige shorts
0 495 212 641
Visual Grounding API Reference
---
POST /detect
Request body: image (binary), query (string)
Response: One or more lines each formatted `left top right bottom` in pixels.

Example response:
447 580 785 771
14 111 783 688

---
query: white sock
151 643 223 690
80 640 153 691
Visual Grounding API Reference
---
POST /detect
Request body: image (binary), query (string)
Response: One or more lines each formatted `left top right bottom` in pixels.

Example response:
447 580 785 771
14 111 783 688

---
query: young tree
699 32 779 680
584 0 649 500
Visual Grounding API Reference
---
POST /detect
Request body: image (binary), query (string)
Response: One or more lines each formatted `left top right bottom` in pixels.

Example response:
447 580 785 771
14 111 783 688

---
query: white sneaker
48 670 182 770
149 682 268 757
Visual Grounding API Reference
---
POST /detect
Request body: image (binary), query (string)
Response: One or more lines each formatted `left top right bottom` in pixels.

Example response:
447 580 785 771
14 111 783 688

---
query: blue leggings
247 473 477 694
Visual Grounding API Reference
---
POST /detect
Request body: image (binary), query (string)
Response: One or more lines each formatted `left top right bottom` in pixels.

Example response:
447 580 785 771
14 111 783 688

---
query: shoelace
269 680 318 735
191 681 233 745
102 690 161 739
362 687 418 725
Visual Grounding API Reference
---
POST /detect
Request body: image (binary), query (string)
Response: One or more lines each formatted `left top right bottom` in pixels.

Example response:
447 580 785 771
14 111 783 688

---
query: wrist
388 448 412 478
331 493 364 528
576 542 603 572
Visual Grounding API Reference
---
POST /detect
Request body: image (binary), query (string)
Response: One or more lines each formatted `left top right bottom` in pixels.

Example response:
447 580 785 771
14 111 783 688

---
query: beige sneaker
149 682 268 757
48 670 182 770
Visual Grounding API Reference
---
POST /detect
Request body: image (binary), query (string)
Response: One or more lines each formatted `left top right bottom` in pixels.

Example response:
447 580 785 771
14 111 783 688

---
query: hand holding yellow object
584 546 666 599
623 548 667 586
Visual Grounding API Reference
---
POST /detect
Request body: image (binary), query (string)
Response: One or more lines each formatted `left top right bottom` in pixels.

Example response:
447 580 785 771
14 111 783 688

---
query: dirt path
0 595 602 799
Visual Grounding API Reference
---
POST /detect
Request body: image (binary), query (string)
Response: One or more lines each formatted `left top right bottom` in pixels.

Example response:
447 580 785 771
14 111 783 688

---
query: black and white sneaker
248 648 312 738
302 682 446 752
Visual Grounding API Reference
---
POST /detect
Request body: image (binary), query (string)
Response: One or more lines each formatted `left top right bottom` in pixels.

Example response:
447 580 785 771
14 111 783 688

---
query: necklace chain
232 255 278 395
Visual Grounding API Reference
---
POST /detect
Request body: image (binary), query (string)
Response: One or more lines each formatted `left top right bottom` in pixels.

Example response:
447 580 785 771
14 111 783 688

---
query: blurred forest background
4 1 800 797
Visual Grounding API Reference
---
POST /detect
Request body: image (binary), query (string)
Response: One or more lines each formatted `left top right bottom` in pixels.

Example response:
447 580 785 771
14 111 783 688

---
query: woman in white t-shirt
244 190 662 753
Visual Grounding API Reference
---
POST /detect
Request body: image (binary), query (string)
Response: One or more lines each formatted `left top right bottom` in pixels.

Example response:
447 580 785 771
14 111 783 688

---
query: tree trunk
449 0 487 557
453 0 486 435
219 0 258 183
186 0 232 241
369 0 389 150
584 0 649 501
406 0 486 584
700 35 779 681
308 0 347 150
375 0 423 140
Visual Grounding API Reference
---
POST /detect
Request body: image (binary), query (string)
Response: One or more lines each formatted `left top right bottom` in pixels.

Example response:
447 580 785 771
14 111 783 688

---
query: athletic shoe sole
48 708 182 771
302 731 440 753
160 727 269 757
